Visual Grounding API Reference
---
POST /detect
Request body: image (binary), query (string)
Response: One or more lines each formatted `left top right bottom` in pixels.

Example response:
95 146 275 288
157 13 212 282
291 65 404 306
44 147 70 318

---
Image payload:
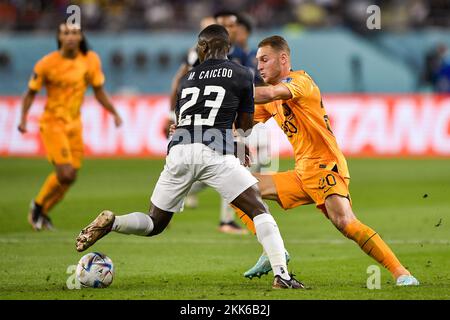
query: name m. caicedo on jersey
187 67 233 81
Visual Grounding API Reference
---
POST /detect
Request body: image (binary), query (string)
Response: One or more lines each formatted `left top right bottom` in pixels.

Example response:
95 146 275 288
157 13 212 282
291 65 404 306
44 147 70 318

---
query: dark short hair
258 35 290 55
237 13 253 34
56 23 89 55
198 24 230 45
213 10 238 20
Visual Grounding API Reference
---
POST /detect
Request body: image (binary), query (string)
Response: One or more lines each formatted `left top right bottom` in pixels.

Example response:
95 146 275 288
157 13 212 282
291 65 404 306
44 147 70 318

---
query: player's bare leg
218 153 267 235
231 173 281 231
231 172 281 231
231 184 303 289
76 203 173 252
324 194 419 286
253 172 280 201
218 197 248 235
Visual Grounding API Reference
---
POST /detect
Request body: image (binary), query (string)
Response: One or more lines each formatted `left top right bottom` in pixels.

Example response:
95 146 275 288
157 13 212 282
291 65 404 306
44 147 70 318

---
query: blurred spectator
409 0 429 29
425 0 450 28
433 45 450 93
435 62 450 93
157 51 170 70
0 50 11 69
134 50 149 70
110 50 125 68
295 1 328 28
421 44 449 91
0 0 17 30
0 0 449 31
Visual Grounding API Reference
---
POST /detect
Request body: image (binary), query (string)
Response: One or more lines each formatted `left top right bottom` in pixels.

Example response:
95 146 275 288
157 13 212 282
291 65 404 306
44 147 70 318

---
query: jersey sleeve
28 58 46 92
88 51 105 87
282 73 314 100
238 69 254 113
254 103 272 123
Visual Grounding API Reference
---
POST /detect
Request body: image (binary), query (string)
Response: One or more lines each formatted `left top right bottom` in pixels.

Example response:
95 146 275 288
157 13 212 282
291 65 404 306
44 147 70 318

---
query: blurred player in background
77 25 304 289
235 35 419 286
235 13 264 86
18 22 122 231
235 14 253 59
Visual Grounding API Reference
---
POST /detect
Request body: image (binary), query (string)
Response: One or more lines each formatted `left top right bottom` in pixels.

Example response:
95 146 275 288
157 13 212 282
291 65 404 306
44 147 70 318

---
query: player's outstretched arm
254 83 292 104
93 86 123 127
18 89 37 134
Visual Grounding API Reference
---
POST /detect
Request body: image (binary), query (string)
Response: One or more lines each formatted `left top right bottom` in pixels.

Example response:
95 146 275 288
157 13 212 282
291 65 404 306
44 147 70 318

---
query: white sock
262 249 289 258
220 197 235 223
112 212 154 236
254 213 290 280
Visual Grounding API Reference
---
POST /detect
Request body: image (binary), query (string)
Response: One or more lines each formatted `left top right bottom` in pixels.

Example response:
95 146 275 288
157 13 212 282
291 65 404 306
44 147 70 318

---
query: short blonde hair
258 35 290 55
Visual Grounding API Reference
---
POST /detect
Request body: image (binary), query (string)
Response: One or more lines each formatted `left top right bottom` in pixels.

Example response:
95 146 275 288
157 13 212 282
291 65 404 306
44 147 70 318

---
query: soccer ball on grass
75 252 114 288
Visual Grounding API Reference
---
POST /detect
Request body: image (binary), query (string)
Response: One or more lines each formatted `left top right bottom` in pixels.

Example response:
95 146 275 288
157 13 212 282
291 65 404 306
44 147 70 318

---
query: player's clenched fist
18 120 27 134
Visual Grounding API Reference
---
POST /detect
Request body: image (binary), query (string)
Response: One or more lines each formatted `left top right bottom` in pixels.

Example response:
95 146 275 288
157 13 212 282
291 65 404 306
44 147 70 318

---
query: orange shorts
271 162 351 217
39 119 84 169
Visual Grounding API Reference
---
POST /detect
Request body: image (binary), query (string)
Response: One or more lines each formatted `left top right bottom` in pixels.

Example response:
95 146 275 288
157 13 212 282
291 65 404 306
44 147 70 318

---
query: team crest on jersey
282 103 293 117
281 103 297 138
282 77 293 83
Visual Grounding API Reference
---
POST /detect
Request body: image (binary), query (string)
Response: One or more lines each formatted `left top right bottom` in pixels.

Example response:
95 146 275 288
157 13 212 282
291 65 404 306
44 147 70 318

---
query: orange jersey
28 50 105 123
254 70 349 178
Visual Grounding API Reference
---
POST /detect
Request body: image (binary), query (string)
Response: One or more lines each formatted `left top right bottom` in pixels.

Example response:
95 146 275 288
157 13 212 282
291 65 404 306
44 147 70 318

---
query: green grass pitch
0 157 449 300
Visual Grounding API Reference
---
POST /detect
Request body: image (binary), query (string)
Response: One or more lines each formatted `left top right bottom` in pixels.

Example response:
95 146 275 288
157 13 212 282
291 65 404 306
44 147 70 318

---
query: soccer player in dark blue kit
170 12 259 234
76 25 303 289
182 11 262 234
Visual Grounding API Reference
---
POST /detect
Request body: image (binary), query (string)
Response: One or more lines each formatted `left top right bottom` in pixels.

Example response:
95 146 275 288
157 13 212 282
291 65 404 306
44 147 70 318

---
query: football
75 252 114 288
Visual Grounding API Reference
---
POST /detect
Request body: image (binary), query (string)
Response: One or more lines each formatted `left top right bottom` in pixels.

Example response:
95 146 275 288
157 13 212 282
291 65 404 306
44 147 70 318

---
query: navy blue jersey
228 45 249 68
169 59 254 155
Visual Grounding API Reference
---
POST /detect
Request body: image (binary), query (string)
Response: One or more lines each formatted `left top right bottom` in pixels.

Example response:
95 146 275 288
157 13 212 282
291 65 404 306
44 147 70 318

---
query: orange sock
231 205 256 235
35 173 70 215
42 184 70 214
343 219 410 279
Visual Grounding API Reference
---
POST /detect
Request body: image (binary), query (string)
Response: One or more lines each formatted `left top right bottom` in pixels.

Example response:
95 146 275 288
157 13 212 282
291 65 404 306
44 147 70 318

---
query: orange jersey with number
254 70 349 178
28 50 105 123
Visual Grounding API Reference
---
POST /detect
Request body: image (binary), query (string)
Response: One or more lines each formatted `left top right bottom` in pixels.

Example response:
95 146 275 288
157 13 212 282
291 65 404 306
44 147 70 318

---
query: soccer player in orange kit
238 35 419 286
18 23 122 231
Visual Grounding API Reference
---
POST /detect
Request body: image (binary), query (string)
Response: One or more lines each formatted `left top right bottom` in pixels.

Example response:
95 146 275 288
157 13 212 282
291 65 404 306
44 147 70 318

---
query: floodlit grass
0 158 449 299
